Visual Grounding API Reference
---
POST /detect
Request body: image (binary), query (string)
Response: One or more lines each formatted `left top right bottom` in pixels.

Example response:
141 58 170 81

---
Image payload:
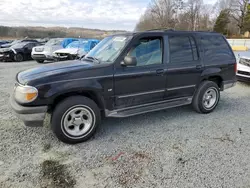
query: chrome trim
167 66 196 71
117 89 165 99
109 96 193 113
115 71 152 77
168 85 196 91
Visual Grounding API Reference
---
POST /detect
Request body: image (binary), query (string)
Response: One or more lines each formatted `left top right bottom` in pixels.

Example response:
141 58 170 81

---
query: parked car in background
31 38 78 63
10 30 236 144
53 39 99 61
236 51 250 82
0 40 9 46
0 42 40 62
1 39 38 48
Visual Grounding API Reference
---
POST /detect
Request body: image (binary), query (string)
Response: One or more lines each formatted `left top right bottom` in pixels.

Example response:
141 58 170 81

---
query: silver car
31 38 64 63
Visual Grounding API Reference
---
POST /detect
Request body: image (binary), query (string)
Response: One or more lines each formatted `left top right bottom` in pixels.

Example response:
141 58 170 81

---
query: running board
106 97 192 118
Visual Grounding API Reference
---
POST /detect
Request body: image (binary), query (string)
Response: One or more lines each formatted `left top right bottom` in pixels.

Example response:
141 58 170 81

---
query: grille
239 58 250 67
238 70 250 76
56 53 69 57
35 48 44 52
32 54 46 58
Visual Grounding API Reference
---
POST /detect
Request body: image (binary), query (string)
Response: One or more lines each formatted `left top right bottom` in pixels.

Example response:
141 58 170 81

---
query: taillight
234 63 237 73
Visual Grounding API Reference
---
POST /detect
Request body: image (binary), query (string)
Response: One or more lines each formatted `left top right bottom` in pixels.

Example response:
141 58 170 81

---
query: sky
0 0 216 31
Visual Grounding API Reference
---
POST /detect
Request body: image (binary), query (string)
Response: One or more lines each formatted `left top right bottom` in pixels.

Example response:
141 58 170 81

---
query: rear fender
201 68 222 80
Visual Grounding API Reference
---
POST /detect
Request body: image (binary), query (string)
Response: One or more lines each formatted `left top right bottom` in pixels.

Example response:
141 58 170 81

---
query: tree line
135 0 250 37
0 26 125 39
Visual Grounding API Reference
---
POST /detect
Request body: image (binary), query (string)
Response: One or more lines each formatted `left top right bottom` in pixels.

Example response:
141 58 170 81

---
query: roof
110 29 221 37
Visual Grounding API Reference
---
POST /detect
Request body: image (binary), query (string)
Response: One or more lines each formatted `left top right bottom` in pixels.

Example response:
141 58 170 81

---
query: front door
114 36 167 109
165 34 203 99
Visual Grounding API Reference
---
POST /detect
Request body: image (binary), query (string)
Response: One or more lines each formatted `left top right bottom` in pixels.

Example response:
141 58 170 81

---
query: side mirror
121 56 137 66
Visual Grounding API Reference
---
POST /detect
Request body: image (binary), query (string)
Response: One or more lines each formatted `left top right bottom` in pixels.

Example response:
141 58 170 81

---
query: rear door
165 34 203 99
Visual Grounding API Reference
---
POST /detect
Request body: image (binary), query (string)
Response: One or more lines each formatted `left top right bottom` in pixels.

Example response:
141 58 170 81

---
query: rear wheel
36 60 44 63
192 81 220 114
14 53 24 62
51 96 101 144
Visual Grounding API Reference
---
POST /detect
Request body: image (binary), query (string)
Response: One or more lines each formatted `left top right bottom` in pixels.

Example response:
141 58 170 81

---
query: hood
1 43 11 48
54 48 83 55
17 60 94 85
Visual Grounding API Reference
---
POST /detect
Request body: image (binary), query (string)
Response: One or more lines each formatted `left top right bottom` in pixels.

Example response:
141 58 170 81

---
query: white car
32 38 77 63
53 40 99 61
236 51 250 82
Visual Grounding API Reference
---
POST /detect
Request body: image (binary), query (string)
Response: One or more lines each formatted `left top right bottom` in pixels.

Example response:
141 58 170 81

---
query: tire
67 54 74 60
14 53 24 62
51 96 101 144
192 81 220 114
36 60 44 63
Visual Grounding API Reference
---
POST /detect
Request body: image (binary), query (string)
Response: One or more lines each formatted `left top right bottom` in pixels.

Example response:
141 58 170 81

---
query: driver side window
26 43 35 50
127 37 163 66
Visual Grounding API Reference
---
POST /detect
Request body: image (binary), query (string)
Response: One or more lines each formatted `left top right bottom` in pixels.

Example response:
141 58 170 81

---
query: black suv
10 30 236 144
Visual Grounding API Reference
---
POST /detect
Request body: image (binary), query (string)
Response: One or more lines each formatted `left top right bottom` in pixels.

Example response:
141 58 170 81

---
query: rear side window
169 36 198 64
201 35 234 61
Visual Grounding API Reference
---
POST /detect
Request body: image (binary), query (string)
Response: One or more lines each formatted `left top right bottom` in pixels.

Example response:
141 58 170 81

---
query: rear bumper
221 79 236 90
9 96 48 127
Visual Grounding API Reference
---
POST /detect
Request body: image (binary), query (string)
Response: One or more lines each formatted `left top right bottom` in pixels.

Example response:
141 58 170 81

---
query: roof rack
146 28 175 32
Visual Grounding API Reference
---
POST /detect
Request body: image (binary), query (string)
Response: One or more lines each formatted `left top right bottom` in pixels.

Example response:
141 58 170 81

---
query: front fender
44 79 103 101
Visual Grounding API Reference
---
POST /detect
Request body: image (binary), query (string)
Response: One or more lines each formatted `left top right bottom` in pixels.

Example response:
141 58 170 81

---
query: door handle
196 65 202 70
156 69 164 75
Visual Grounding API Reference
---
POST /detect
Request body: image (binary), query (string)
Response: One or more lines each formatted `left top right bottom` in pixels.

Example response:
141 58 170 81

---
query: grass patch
40 160 76 188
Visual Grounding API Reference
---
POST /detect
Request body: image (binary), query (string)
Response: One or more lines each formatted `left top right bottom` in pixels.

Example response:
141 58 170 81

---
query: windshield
84 35 132 63
45 38 63 46
66 41 88 49
11 42 27 48
9 40 20 45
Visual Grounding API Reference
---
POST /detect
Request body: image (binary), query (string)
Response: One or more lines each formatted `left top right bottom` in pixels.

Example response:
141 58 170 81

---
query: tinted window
26 43 36 50
128 38 162 66
201 35 234 60
169 36 198 64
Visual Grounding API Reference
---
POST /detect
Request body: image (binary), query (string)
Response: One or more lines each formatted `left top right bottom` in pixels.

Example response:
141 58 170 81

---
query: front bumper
0 54 12 61
9 96 48 127
236 63 250 82
53 53 77 61
32 54 55 61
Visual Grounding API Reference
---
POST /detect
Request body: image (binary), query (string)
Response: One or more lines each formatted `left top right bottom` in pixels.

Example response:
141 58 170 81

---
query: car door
114 35 167 109
165 34 203 99
25 43 36 59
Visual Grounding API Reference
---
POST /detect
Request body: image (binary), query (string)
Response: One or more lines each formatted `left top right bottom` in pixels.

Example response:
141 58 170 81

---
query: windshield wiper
84 56 101 64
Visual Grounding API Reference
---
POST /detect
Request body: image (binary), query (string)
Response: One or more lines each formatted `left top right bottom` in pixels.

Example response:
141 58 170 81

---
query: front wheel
51 96 101 144
192 81 220 114
36 60 44 63
14 53 24 62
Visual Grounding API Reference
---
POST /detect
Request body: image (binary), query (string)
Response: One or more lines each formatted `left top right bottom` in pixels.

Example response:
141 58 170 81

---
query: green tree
243 4 250 33
213 9 230 35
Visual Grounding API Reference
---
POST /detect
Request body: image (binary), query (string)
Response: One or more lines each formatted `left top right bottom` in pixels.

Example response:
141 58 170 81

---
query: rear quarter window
201 35 234 61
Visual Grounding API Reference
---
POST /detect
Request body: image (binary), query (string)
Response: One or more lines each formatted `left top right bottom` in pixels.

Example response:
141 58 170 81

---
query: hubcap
62 106 94 137
203 88 218 109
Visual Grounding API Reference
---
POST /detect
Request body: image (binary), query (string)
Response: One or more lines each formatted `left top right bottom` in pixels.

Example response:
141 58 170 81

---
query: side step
106 97 192 118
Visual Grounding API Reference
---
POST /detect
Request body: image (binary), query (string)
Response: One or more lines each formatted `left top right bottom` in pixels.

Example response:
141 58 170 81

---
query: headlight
14 85 38 103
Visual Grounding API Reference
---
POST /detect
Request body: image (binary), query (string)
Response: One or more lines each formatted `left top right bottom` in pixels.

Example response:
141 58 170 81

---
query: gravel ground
1 61 250 188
